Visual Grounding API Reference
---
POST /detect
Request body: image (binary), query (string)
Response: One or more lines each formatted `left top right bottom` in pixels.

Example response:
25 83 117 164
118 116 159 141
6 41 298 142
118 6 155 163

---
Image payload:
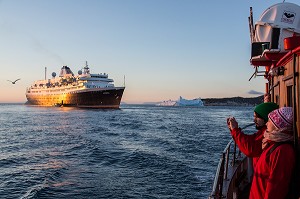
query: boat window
275 95 279 104
271 28 280 49
251 42 270 57
287 85 293 107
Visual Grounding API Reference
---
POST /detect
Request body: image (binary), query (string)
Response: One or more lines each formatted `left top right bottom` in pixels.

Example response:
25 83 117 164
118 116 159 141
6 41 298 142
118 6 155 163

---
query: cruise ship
26 62 125 108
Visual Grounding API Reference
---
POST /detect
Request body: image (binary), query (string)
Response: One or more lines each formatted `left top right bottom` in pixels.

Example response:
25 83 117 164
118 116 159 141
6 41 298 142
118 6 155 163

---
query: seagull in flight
7 78 21 84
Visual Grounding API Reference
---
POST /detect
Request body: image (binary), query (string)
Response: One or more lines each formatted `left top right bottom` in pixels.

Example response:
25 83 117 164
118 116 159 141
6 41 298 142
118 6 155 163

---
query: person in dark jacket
249 107 295 199
227 102 278 168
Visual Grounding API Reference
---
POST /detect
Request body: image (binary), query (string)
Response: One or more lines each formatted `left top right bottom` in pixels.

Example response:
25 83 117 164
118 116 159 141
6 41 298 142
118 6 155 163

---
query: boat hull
26 87 125 109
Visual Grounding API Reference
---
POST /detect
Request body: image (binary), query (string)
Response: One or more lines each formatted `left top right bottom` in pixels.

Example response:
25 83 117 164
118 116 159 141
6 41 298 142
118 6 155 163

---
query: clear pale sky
1 0 297 104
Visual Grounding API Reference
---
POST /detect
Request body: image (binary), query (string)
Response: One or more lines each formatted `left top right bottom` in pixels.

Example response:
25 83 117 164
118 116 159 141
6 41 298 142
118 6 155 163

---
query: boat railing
209 139 242 199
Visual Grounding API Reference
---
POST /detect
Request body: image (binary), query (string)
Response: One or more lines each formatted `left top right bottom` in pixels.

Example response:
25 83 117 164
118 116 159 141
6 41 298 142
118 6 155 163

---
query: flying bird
7 78 21 84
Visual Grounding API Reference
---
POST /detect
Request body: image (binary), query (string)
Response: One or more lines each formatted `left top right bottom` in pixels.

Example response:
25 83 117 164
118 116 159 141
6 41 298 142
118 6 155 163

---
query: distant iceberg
157 96 203 106
176 96 204 106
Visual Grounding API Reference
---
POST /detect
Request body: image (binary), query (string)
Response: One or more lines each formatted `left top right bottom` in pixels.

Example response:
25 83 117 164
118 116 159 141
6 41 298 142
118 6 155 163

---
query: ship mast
83 61 90 75
45 67 47 80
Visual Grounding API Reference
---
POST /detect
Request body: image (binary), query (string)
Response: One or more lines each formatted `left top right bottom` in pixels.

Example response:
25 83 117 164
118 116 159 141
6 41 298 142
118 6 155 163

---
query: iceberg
157 96 203 106
176 96 203 106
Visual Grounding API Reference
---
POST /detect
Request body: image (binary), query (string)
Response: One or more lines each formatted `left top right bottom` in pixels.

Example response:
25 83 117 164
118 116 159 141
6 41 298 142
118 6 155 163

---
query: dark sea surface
0 104 255 199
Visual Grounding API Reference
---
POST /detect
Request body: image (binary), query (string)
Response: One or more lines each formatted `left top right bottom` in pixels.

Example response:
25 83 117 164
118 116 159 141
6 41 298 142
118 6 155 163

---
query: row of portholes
86 85 107 88
30 86 83 93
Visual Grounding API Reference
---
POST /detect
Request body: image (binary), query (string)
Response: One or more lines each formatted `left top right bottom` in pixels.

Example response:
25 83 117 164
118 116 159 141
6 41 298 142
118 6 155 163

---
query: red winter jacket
230 126 266 168
249 142 295 199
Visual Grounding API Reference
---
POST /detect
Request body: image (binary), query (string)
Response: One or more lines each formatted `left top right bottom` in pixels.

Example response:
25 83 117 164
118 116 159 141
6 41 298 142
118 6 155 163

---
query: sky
0 0 298 104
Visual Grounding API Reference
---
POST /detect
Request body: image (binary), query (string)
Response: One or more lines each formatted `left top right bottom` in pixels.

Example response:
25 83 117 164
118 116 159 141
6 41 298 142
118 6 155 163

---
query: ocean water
0 104 255 199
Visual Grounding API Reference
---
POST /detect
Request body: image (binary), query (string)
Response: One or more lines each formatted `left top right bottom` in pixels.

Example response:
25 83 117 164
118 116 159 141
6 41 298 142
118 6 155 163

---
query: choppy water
0 104 255 199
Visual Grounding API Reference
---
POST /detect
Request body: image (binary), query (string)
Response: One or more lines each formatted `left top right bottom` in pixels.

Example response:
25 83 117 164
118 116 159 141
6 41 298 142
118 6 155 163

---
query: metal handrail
210 154 225 199
209 139 236 199
209 123 254 199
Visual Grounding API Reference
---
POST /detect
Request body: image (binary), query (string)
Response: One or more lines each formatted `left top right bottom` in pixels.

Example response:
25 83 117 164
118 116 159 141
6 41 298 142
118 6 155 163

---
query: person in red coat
227 102 278 168
249 107 295 199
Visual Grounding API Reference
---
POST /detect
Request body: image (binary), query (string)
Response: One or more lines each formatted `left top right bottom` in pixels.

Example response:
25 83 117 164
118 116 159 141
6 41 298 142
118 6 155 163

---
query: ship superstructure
26 62 125 108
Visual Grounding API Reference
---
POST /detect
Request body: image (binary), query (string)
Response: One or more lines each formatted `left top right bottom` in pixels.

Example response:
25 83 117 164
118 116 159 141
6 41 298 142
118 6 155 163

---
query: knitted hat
254 102 279 121
268 107 293 129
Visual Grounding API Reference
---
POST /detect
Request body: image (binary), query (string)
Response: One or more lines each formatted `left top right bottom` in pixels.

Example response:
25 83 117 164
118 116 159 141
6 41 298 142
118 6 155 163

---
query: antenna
248 7 255 43
124 75 126 87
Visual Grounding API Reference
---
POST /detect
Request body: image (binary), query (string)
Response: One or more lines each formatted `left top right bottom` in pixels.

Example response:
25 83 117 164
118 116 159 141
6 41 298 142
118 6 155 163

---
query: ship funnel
59 66 74 77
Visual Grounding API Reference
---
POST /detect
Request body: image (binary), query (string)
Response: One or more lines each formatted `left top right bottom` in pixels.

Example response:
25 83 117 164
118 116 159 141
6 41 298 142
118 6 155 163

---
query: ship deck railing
209 139 252 199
